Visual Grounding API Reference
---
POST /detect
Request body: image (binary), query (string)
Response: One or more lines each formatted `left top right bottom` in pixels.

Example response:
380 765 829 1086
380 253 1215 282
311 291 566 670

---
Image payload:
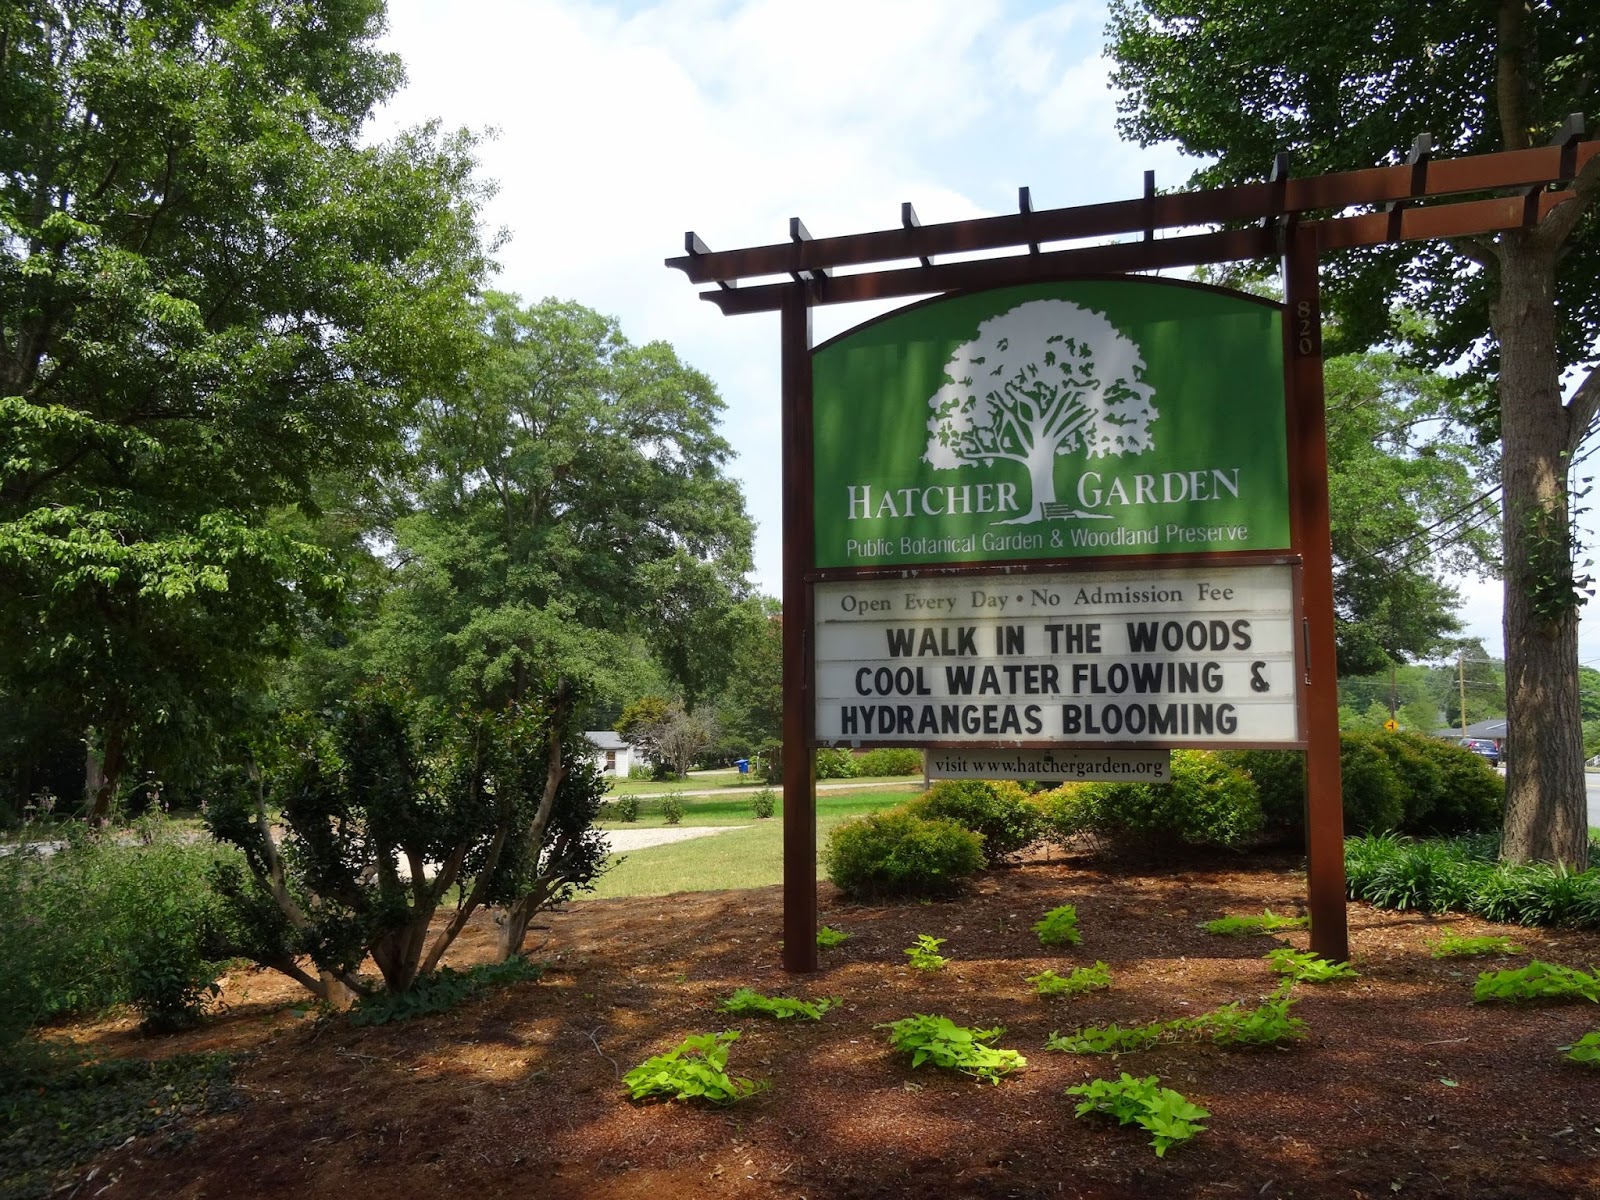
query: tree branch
1531 149 1600 256
1563 363 1600 455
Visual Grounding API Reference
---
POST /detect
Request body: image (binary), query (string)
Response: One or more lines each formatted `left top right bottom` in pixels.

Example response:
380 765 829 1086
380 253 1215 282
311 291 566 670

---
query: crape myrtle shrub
905 778 1042 863
1221 731 1502 840
823 810 985 900
1038 750 1263 853
1345 833 1600 929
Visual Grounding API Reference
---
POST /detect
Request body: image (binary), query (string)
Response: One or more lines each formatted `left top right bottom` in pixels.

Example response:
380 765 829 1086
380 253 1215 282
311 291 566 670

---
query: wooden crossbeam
697 187 1577 315
668 139 1597 289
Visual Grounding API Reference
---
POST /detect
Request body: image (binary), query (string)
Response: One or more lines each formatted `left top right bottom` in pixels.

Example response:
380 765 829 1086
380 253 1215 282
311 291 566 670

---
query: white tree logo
923 300 1159 524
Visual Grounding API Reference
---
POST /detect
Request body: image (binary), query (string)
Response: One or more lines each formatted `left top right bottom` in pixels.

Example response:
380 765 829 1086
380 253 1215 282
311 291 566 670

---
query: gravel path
599 825 748 853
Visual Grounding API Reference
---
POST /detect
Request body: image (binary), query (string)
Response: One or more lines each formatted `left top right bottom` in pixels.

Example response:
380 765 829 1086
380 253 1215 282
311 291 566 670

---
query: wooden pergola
669 124 1597 972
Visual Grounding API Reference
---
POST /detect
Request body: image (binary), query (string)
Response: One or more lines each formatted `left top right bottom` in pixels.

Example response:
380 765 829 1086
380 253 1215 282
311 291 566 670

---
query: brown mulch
42 852 1600 1200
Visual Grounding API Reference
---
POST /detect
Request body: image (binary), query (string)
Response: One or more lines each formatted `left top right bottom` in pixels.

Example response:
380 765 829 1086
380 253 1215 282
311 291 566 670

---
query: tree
0 0 489 818
1323 343 1498 673
655 704 718 779
207 686 609 1000
1107 1 1599 868
363 293 753 713
924 300 1159 523
616 694 673 768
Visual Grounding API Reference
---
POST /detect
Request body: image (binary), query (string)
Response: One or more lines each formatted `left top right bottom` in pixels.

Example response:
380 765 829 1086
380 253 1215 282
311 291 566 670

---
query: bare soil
47 853 1600 1199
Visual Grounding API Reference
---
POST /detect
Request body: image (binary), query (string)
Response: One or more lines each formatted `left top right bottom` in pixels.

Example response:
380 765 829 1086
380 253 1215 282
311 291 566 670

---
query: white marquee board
814 565 1300 747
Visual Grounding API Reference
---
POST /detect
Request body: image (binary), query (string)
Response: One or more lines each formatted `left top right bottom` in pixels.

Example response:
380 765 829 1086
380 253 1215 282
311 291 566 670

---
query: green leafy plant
613 795 641 823
1045 1018 1178 1054
1264 948 1359 983
1027 962 1111 998
750 789 777 819
878 1014 1026 1084
906 778 1042 862
816 925 850 948
348 958 544 1027
622 1031 768 1105
904 934 949 971
717 987 838 1021
1560 1031 1600 1065
1190 988 1307 1047
1472 961 1600 1003
659 795 685 825
1203 908 1309 936
1428 930 1525 958
1065 1073 1209 1157
1032 904 1083 946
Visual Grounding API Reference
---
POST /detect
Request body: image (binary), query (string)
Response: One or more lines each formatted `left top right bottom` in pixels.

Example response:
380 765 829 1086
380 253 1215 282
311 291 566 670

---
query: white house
584 730 636 777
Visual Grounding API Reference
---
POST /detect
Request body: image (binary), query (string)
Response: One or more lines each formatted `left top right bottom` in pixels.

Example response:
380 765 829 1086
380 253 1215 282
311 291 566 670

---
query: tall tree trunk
1494 233 1588 869
88 721 126 823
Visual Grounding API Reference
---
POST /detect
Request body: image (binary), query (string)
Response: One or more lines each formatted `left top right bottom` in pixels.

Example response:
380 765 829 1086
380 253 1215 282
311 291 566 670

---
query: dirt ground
46 852 1600 1199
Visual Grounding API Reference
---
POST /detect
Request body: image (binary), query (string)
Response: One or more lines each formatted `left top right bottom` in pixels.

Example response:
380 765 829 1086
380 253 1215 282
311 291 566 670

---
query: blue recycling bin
735 758 749 775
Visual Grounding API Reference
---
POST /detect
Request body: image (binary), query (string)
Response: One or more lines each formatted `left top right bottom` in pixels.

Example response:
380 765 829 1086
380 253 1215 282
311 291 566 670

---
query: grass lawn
583 787 919 898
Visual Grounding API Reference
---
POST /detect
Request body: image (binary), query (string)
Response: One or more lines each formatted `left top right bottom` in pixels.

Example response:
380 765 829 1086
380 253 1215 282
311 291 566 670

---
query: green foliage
660 795 685 826
815 747 857 780
0 0 492 816
1048 990 1306 1053
878 1014 1026 1084
1203 909 1309 936
0 829 235 1043
717 988 838 1021
612 795 641 823
1345 833 1600 928
1065 1073 1209 1157
1472 962 1600 1004
1045 1019 1172 1054
1032 904 1083 947
822 809 985 900
1428 931 1525 958
1264 949 1359 984
1027 962 1111 999
1190 989 1307 1048
347 958 543 1027
851 748 924 776
1039 750 1262 852
207 689 610 1000
907 779 1041 862
1337 734 1407 834
0 1052 238 1199
622 1031 767 1105
749 789 777 819
904 934 949 971
815 925 850 948
1560 1031 1600 1065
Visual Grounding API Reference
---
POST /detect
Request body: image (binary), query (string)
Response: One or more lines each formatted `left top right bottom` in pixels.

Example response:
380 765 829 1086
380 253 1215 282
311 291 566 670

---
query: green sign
812 280 1290 568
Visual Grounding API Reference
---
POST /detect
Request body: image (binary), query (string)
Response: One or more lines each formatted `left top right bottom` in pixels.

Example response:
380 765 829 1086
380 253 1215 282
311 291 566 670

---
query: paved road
1586 771 1600 830
600 825 747 853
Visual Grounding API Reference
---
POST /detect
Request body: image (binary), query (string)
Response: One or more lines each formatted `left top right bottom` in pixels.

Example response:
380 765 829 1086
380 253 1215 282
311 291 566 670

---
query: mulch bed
43 852 1600 1199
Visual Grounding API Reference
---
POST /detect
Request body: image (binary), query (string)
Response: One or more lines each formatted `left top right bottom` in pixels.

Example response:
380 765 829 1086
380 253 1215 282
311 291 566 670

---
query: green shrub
1039 750 1262 853
823 810 985 900
1561 1031 1600 1065
815 747 857 780
1264 948 1358 983
1028 962 1111 998
348 958 543 1026
613 795 641 823
1338 732 1407 834
1226 732 1502 842
718 987 837 1020
904 934 949 970
749 789 777 819
851 747 924 776
907 778 1041 862
660 795 684 825
1473 961 1600 1003
1202 909 1308 936
816 924 850 947
0 828 236 1043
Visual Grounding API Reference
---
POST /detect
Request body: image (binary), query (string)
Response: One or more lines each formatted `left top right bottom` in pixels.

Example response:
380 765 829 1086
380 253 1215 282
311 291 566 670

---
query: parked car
1459 737 1502 767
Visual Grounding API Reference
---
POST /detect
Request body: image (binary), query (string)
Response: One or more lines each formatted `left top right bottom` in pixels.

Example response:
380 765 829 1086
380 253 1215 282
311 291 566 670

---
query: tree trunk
87 722 126 823
1494 233 1588 869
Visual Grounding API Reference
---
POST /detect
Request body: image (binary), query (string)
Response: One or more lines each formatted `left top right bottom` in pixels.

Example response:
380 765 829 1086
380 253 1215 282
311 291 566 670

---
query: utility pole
1458 648 1468 738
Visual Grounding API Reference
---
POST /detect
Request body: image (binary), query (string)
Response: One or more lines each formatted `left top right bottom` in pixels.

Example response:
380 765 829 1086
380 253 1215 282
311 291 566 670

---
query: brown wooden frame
669 134 1596 971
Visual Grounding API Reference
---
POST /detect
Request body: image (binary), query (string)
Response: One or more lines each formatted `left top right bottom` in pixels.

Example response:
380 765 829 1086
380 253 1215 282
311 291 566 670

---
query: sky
368 0 1600 671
